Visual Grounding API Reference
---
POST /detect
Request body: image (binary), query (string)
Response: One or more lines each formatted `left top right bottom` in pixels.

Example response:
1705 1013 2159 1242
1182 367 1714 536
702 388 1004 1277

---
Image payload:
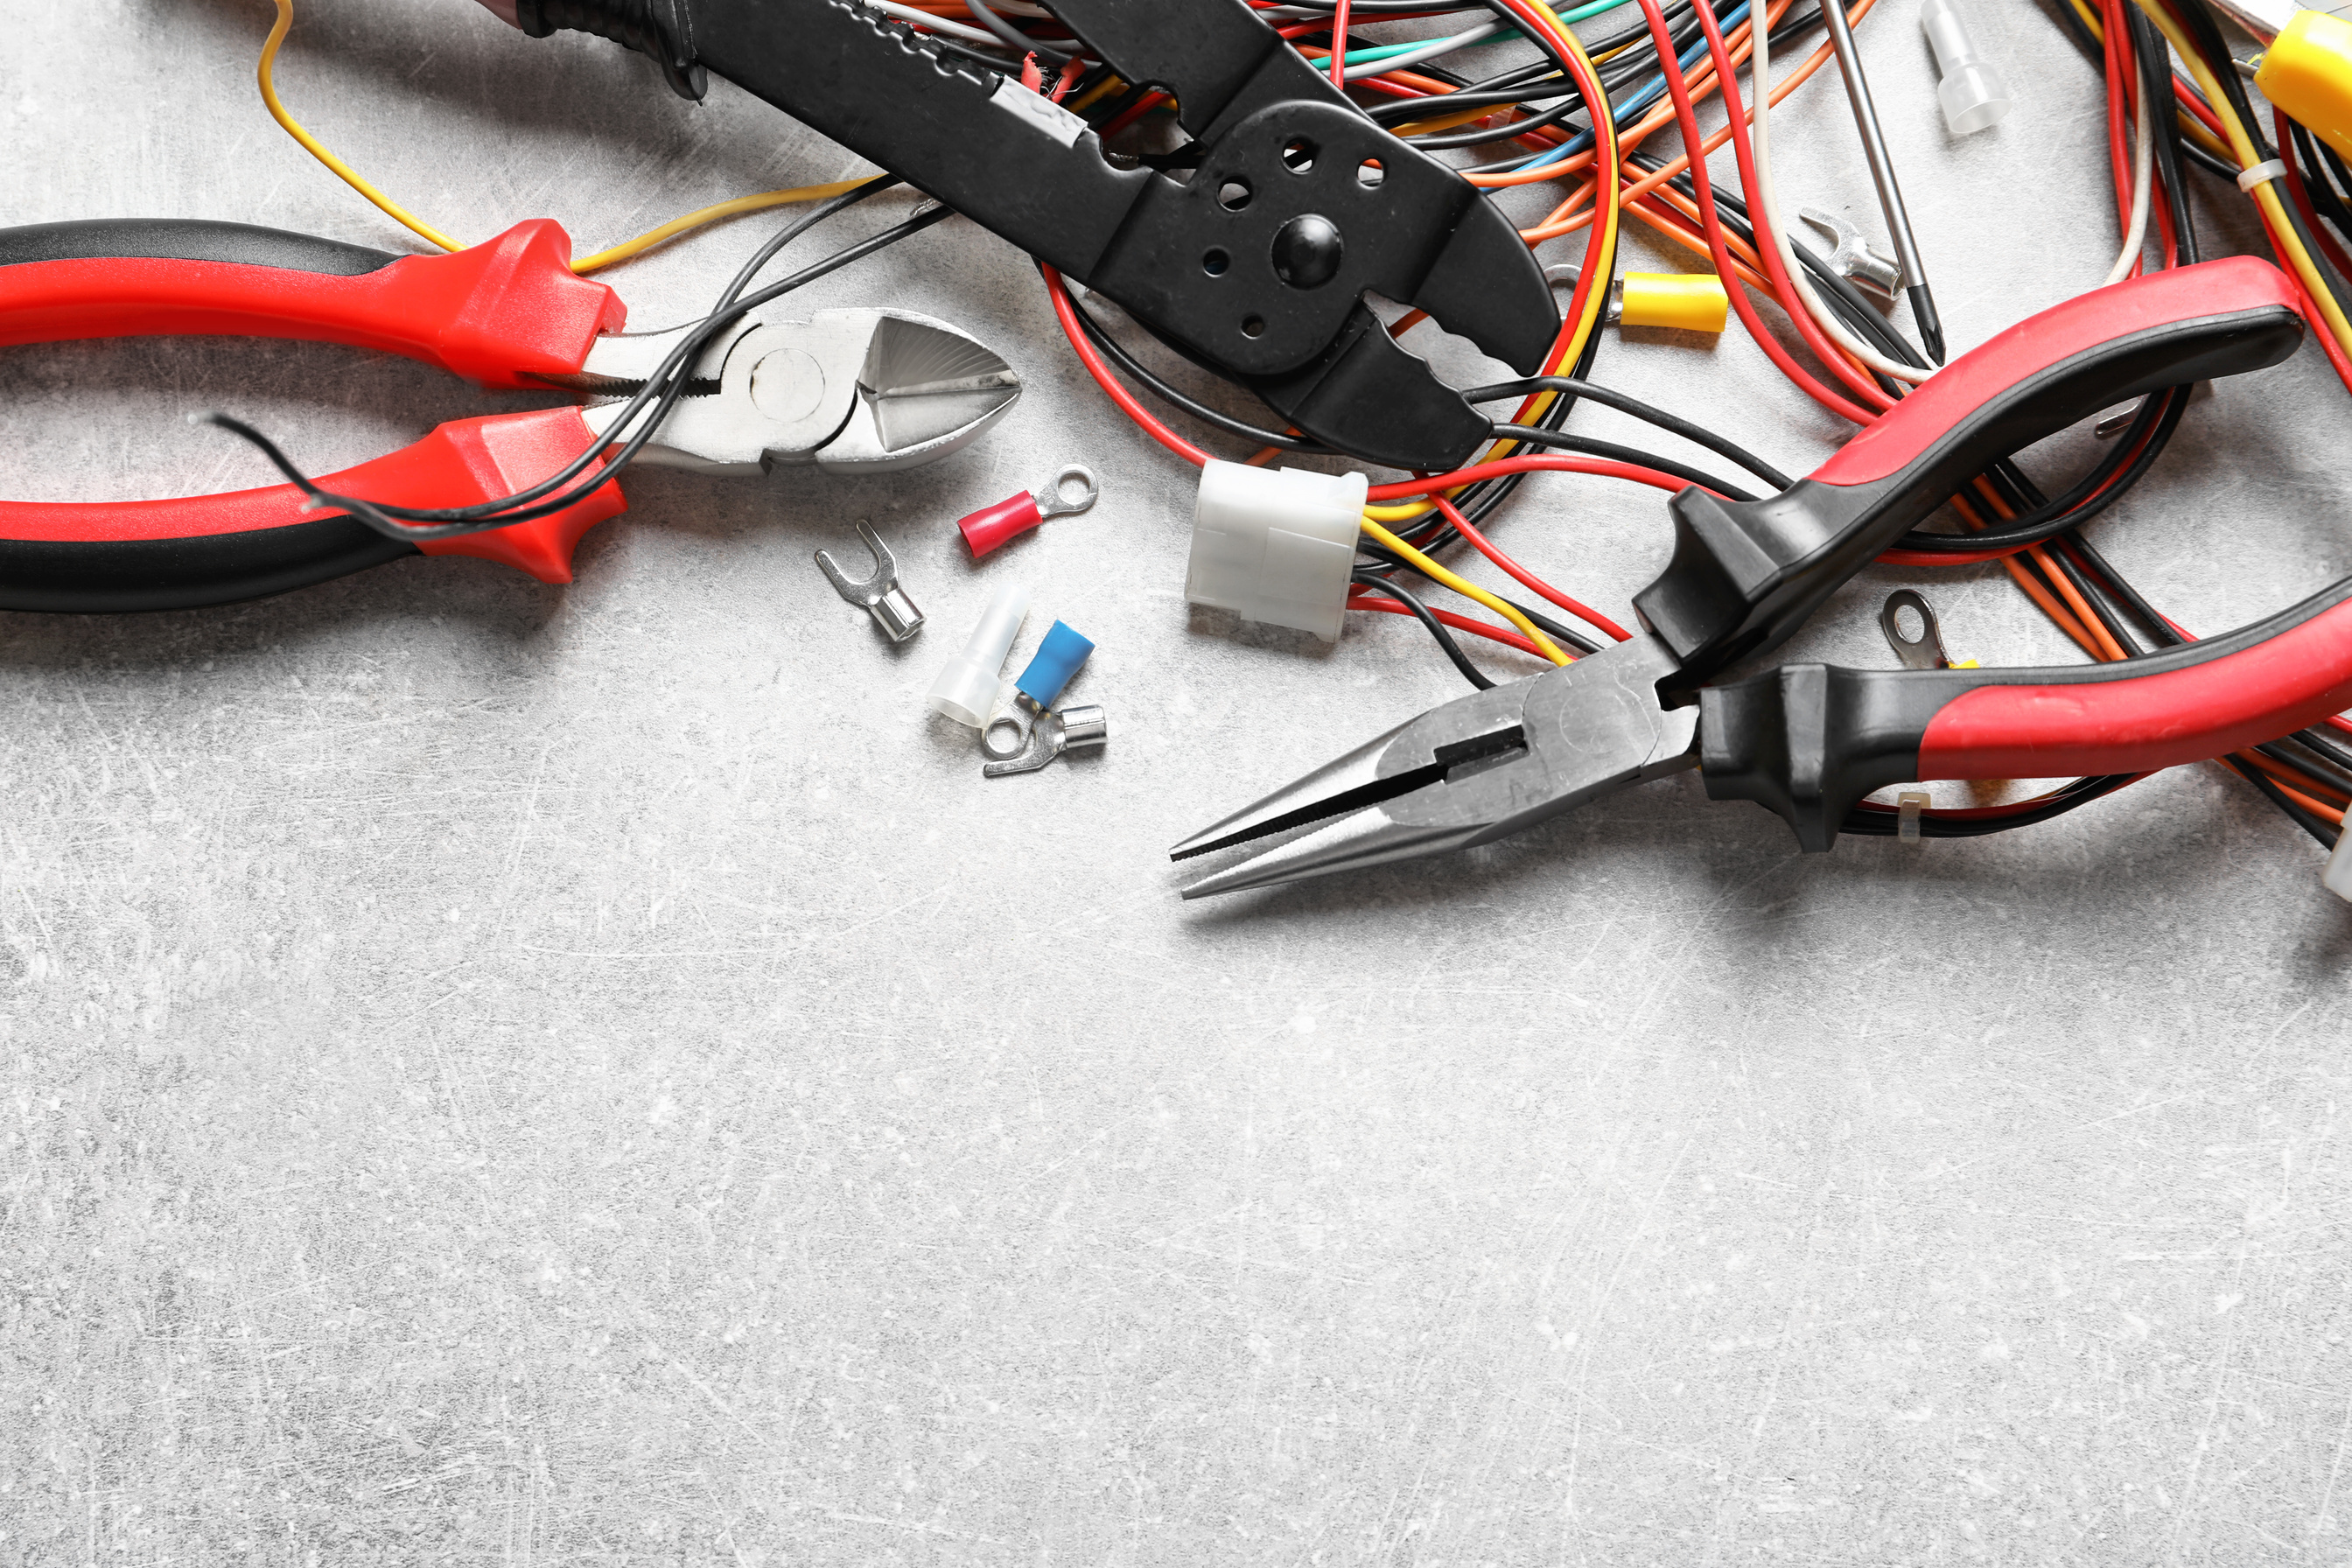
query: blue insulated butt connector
1014 621 1095 710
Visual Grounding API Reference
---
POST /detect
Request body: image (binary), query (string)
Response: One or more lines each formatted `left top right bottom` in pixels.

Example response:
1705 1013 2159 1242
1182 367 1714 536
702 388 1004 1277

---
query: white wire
1341 18 1507 80
1748 7 1935 384
2104 80 2155 285
858 0 1012 47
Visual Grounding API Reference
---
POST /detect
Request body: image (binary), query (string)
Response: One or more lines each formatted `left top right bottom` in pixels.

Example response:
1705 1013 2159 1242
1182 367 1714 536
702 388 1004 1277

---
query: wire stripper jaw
515 0 1557 469
1172 633 1698 899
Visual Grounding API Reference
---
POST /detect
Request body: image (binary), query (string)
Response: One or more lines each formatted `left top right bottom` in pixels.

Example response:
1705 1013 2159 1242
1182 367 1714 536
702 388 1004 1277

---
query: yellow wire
258 0 868 272
1362 0 1618 528
2131 0 2352 356
569 181 874 270
258 0 463 253
1360 517 1572 664
2063 0 2239 167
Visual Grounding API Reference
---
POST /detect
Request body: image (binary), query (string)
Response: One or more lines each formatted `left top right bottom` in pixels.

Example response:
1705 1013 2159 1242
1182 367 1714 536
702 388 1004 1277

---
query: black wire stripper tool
507 0 1561 470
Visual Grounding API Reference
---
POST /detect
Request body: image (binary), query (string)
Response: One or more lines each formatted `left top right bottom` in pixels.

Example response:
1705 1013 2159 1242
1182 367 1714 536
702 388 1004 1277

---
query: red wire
1348 591 1546 656
1098 91 1166 140
1691 0 1898 411
2101 0 2134 261
1479 0 1614 375
1329 0 1353 88
1367 453 1722 500
1433 497 1634 640
1040 265 1213 466
1042 270 1738 501
1633 0 1881 424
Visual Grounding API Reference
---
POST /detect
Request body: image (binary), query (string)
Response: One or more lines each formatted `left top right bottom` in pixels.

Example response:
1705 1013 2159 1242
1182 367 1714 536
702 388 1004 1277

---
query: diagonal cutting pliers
1172 256 2349 897
0 216 1018 612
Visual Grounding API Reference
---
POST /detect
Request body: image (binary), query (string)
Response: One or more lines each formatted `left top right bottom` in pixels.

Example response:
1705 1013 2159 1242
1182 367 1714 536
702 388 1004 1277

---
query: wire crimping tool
504 0 1558 470
0 217 1018 612
1172 257 2349 897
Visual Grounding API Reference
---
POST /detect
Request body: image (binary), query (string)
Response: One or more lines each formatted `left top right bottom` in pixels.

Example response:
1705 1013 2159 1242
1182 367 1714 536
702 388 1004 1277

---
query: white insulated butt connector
928 582 1027 726
1920 0 2012 136
1183 460 1370 642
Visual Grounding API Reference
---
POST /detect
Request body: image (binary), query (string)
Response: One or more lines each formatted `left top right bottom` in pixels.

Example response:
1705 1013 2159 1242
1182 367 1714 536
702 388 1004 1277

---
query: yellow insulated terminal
2258 10 2352 164
1610 272 1731 334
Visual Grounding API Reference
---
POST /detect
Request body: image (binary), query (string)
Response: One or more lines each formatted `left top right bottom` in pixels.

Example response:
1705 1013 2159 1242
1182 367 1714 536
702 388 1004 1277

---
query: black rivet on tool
1270 215 1343 289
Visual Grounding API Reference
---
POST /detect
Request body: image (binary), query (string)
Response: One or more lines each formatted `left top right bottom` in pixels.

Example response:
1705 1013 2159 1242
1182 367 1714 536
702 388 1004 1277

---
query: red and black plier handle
1177 256 2336 894
0 218 629 612
1670 256 2337 846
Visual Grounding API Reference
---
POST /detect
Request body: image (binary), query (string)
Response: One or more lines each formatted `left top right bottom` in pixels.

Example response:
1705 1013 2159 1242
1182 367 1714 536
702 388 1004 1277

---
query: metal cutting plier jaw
1178 258 2331 898
569 308 1020 476
1172 634 1698 898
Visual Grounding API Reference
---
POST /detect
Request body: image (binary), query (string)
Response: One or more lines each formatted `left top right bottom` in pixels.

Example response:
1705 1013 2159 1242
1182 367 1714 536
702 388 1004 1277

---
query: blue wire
1494 2 1749 174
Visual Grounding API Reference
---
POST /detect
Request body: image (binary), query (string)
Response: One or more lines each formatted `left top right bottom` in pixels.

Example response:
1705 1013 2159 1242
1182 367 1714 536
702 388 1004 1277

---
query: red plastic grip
0 407 626 584
0 220 626 387
1917 598 2352 780
959 490 1045 556
1812 258 2302 488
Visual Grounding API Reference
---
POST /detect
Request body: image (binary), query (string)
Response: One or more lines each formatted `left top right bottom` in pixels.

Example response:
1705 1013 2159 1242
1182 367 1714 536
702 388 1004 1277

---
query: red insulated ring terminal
957 464 1100 556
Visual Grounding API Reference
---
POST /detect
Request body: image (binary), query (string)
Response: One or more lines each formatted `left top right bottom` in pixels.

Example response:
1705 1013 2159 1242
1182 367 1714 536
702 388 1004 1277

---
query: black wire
1462 374 1792 488
2282 727 2352 782
2228 756 2342 849
2055 536 2170 650
1404 90 1589 150
1624 148 1931 374
963 0 1074 61
2169 0 2352 326
2290 120 2352 251
923 30 1032 74
1352 570 1496 689
2130 3 2197 268
210 184 943 539
1893 384 2187 551
1430 312 1598 540
2257 738 2352 802
1482 424 1755 500
1050 269 1330 451
1839 774 2141 837
2322 137 2352 199
216 179 909 534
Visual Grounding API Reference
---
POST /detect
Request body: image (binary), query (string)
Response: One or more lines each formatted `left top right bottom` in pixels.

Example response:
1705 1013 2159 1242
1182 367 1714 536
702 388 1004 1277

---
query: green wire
1335 0 1634 68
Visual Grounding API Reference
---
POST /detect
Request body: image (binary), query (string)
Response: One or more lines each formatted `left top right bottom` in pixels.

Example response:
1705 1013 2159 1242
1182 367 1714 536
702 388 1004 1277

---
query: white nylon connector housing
1184 460 1369 642
2326 824 2352 902
1920 0 2012 135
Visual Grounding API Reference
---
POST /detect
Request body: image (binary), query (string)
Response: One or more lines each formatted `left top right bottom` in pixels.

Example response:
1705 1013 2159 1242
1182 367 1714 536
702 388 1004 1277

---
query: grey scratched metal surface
4 1 2350 1561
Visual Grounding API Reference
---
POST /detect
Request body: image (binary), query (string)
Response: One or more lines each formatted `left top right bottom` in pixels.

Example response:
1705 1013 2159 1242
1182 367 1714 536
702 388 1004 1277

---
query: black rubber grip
0 523 418 614
0 218 398 275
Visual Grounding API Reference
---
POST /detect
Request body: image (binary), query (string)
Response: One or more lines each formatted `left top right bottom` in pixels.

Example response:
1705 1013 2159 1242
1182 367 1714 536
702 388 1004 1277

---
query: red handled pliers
0 218 1020 612
1172 257 2343 895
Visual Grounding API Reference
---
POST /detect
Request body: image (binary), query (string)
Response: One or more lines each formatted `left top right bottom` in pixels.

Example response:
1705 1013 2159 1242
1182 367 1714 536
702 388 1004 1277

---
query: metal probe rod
1816 0 1947 362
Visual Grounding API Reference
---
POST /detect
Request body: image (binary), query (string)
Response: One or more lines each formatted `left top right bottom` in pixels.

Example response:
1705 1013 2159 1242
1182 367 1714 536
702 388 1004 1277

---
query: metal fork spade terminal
816 522 924 642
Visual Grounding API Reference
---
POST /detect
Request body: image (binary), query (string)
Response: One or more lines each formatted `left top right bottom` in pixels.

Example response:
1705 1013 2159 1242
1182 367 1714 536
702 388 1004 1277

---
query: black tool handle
518 0 1557 468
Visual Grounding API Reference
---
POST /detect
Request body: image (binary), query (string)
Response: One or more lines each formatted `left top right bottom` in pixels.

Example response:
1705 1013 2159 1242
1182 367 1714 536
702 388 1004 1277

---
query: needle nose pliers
1172 256 2335 897
0 217 1019 612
